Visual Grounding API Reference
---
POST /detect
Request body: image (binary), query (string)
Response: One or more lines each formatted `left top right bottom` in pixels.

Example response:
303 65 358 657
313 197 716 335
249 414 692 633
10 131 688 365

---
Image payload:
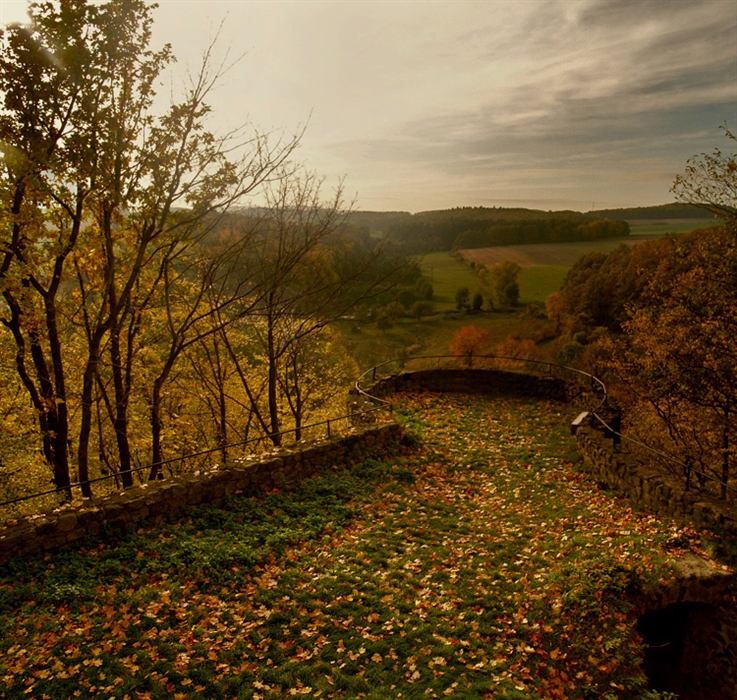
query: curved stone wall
360 367 570 402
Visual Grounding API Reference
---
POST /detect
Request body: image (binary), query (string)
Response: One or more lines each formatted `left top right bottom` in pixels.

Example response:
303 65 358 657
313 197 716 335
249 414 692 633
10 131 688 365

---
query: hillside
382 207 629 252
347 204 718 251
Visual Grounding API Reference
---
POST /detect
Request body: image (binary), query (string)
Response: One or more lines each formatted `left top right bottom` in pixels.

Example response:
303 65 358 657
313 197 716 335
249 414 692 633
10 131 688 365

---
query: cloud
319 0 736 210
6 0 732 211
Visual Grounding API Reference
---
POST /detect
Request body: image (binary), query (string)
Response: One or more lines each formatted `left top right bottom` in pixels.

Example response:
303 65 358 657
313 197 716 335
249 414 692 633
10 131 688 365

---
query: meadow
329 218 723 376
0 393 697 699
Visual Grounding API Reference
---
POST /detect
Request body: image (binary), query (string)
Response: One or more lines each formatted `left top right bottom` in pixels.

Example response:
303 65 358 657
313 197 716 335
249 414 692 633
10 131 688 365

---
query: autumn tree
671 126 737 224
0 1 114 495
0 1 299 498
231 170 409 447
276 326 358 440
450 325 490 367
602 131 737 500
494 335 545 372
488 260 521 307
546 240 672 335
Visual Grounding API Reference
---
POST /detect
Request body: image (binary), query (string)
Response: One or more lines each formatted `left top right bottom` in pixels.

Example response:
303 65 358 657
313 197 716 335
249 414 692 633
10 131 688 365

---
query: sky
1 0 736 213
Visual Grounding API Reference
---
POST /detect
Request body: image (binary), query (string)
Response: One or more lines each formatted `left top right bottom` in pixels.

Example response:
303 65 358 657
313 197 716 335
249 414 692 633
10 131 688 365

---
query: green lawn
628 221 717 236
415 249 564 315
0 392 700 699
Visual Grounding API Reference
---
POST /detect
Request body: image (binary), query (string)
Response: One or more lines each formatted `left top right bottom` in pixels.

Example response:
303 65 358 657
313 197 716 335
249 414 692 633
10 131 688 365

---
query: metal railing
0 402 391 512
2 353 733 514
355 353 608 413
354 353 736 503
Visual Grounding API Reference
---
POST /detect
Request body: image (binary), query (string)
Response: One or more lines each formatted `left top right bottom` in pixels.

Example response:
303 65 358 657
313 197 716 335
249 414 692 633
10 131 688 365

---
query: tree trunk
110 327 134 487
267 314 282 447
77 353 99 498
4 290 73 498
149 377 165 480
722 403 730 500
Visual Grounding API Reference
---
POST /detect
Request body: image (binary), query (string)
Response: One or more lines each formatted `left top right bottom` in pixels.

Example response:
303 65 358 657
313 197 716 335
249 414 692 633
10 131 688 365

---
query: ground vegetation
0 393 704 699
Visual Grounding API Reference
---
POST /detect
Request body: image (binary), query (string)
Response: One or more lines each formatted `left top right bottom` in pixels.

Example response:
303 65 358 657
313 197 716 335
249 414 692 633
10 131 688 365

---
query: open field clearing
0 393 707 699
419 253 483 310
459 238 654 270
417 252 565 307
627 220 717 235
459 219 718 271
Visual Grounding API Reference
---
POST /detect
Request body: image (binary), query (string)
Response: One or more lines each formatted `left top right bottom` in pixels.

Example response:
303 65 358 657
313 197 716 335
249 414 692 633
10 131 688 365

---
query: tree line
0 1 407 507
385 207 629 252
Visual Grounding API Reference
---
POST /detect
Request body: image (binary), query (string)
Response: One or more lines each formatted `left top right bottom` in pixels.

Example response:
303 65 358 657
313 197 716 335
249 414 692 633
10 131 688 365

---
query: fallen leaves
0 392 696 699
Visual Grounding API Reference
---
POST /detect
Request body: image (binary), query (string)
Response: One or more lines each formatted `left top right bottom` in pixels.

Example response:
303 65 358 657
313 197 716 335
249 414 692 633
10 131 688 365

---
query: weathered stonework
574 425 737 539
0 422 402 567
358 367 569 403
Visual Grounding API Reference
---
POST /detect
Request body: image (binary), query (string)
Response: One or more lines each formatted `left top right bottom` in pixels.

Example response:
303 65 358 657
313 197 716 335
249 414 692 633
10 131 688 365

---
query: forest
384 207 630 252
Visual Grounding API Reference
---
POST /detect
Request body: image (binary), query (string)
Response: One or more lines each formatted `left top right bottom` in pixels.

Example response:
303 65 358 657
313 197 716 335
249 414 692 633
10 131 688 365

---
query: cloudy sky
1 0 736 213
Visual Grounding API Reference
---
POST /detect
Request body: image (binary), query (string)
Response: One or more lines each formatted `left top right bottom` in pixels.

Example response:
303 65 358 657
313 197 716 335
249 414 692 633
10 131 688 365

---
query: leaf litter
0 392 712 699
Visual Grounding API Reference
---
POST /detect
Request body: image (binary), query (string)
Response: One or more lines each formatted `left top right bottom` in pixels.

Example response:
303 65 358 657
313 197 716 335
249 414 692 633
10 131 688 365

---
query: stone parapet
0 422 402 567
575 426 737 538
361 367 569 402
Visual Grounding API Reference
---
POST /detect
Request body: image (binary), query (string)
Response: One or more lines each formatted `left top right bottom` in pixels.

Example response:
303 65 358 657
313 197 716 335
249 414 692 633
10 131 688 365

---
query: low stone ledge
0 421 402 567
640 553 735 610
575 426 737 538
363 368 569 403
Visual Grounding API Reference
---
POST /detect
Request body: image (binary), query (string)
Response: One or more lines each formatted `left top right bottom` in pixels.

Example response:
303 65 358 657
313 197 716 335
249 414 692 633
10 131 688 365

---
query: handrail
0 403 389 511
354 354 736 502
355 353 608 413
3 354 732 512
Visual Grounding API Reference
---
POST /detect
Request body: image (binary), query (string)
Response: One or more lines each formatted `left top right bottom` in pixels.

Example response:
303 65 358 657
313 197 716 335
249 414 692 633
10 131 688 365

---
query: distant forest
588 202 716 220
347 202 713 252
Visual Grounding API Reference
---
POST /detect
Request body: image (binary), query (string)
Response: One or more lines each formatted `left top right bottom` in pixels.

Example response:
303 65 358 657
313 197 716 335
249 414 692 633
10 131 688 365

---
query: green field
518 266 568 304
418 251 566 309
419 252 483 310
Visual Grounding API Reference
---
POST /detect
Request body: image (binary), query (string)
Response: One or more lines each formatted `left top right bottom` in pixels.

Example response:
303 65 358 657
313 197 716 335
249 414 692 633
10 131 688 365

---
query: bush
455 287 470 310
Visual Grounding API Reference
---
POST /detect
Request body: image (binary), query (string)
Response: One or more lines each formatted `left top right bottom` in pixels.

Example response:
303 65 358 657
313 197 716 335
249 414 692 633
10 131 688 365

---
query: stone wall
360 367 570 403
575 425 737 538
0 422 402 567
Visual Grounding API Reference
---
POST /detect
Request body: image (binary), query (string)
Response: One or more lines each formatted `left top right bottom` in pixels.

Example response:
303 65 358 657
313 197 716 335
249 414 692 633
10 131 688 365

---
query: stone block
0 530 29 554
56 513 78 533
35 517 57 537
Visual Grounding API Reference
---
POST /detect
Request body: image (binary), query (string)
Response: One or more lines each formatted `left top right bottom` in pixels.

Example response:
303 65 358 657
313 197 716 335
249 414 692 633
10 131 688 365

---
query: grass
518 266 568 305
628 221 717 236
419 252 483 311
0 392 707 699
